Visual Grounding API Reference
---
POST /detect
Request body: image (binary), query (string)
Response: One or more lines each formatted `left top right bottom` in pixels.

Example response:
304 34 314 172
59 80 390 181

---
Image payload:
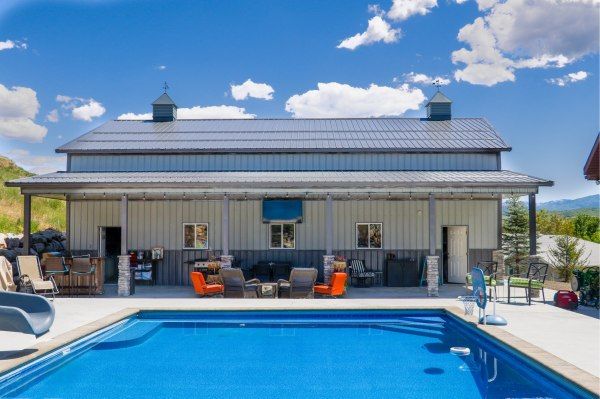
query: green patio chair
507 262 548 305
466 261 498 299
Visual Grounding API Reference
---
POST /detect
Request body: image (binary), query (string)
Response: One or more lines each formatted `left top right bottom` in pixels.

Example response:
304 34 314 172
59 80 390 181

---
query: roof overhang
584 134 599 181
6 171 553 199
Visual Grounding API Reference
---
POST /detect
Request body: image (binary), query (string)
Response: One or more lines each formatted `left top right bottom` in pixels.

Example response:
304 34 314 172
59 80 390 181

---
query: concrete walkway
1 284 598 378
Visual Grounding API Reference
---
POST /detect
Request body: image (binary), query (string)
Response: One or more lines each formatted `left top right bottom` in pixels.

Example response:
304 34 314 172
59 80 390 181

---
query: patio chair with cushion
70 256 96 297
466 261 498 299
277 268 318 299
16 256 59 298
190 271 223 297
508 262 549 305
272 262 291 281
219 268 261 298
314 272 347 298
348 259 375 287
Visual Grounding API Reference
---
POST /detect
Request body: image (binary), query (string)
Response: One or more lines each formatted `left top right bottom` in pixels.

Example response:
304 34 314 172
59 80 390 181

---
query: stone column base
426 256 439 297
220 254 234 268
323 255 335 285
492 250 505 281
118 255 131 297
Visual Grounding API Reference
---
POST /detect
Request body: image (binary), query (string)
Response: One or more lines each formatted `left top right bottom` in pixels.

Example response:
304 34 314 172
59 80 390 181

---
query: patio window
269 223 295 249
183 223 209 249
356 223 382 249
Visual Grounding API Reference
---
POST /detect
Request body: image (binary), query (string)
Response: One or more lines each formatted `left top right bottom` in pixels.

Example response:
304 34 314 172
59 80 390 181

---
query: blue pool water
0 310 593 398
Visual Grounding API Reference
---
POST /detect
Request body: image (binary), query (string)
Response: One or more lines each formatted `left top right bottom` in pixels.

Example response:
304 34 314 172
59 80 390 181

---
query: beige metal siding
69 199 497 252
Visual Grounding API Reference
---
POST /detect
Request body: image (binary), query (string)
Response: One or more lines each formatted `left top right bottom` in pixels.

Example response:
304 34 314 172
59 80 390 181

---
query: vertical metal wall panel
69 153 499 172
68 199 497 255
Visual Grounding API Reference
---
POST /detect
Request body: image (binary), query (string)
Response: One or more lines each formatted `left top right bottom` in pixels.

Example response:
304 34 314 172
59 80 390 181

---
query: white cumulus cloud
546 70 589 86
285 82 426 118
7 149 66 175
56 95 106 122
0 39 27 51
0 84 47 142
118 105 255 120
387 0 438 21
452 0 599 86
402 72 451 86
337 16 401 50
230 79 274 100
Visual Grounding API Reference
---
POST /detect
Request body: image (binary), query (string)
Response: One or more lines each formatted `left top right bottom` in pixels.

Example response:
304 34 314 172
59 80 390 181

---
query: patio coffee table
258 282 278 298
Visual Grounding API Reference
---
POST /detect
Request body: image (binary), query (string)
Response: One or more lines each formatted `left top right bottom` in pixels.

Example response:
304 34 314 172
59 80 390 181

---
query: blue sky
0 0 598 202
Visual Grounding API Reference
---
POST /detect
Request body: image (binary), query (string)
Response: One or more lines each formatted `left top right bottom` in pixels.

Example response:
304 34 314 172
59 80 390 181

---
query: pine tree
502 196 530 275
547 235 589 282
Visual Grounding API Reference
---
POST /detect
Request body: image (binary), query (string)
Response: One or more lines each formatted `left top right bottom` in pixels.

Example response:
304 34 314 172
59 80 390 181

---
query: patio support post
428 194 436 256
323 193 335 284
497 194 502 249
426 194 439 297
528 193 537 255
221 195 234 267
120 194 128 255
23 193 31 254
65 196 71 251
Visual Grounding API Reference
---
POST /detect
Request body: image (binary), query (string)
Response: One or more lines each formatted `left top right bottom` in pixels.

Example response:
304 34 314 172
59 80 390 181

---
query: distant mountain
502 194 599 216
538 195 599 212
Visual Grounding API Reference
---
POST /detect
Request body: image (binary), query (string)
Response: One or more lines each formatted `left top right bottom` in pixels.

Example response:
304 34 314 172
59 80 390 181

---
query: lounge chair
272 262 291 281
16 256 59 298
219 268 261 298
466 261 498 299
190 271 224 297
314 272 347 297
0 291 55 337
348 259 375 287
0 256 17 292
508 262 549 305
277 268 318 298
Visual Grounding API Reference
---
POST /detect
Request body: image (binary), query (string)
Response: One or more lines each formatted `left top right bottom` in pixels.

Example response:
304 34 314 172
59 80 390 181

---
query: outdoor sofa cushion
465 274 497 286
508 277 544 289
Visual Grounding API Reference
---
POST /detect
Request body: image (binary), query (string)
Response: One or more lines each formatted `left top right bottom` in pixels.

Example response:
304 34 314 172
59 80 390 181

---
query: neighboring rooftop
56 117 511 154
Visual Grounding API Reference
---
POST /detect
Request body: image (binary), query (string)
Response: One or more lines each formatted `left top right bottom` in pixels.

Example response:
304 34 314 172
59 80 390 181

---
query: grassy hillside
0 156 65 233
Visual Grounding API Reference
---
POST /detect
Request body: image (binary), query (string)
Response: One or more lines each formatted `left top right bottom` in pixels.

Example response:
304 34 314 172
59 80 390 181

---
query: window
356 223 382 249
183 223 209 249
270 223 295 249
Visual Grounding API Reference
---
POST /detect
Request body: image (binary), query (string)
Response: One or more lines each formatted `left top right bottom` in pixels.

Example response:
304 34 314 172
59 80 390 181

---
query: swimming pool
0 310 594 398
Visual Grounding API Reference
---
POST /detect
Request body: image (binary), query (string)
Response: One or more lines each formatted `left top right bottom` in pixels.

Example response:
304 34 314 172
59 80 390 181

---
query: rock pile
0 228 67 263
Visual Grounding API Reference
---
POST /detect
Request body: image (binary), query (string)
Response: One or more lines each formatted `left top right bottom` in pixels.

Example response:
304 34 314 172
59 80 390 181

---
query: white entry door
447 226 468 284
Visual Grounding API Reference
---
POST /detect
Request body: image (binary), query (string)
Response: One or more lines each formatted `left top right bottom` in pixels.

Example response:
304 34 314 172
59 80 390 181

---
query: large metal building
7 91 552 287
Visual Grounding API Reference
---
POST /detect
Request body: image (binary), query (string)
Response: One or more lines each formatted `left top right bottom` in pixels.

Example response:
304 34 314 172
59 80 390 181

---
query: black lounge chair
348 259 375 287
252 261 272 282
219 268 261 298
508 262 549 305
277 268 318 298
0 291 55 337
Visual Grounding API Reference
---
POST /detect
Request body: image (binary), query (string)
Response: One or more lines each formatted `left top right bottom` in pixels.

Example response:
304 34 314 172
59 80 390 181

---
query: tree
547 235 589 282
573 214 600 241
537 209 573 236
503 196 531 275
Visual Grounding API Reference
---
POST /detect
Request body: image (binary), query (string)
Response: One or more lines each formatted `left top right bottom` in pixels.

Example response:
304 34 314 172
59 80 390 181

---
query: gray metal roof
7 170 551 189
56 118 511 154
152 93 177 106
426 92 452 105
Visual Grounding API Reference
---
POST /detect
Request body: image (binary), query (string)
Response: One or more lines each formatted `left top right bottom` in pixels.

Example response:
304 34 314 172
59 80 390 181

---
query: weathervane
163 81 170 93
433 79 442 92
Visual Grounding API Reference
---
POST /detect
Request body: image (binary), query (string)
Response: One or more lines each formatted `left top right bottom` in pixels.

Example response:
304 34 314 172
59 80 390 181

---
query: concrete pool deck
1 284 599 394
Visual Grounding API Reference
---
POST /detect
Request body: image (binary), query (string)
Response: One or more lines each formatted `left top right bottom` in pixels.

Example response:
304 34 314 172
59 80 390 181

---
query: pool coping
0 305 598 396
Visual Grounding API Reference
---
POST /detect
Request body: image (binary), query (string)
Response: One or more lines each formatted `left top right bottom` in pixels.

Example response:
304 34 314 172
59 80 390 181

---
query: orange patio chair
314 272 347 297
190 271 224 297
